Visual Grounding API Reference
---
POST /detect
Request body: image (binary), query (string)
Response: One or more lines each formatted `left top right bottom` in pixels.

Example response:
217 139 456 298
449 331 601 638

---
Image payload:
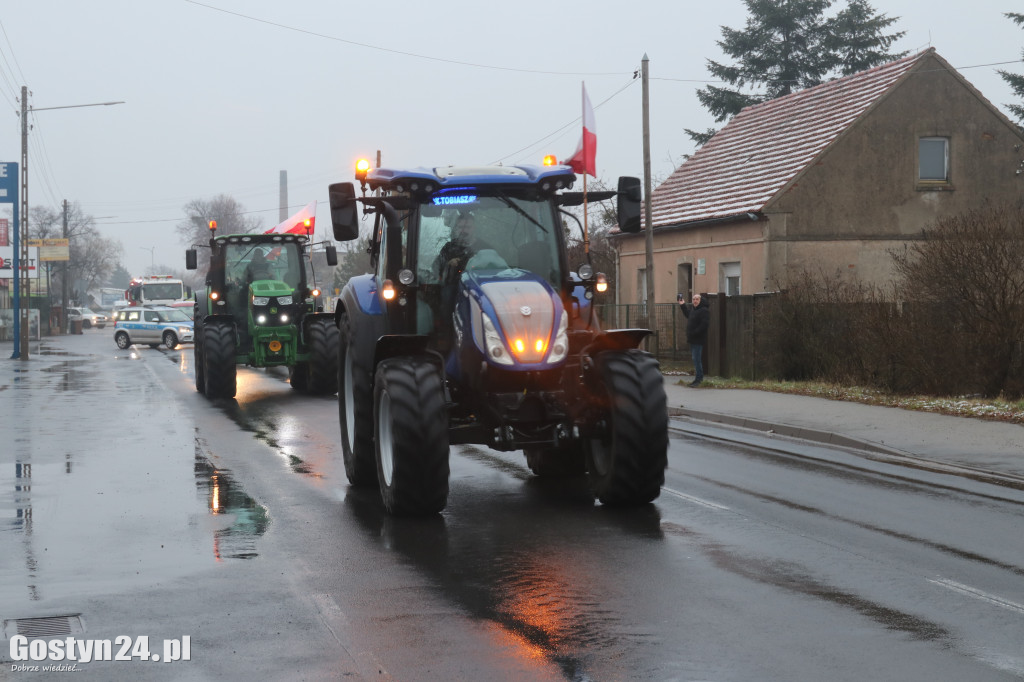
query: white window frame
719 261 741 296
919 136 949 182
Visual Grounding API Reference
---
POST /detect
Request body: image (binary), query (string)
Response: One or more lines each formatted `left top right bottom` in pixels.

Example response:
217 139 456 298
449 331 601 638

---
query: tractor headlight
280 314 289 323
482 315 513 366
547 312 569 363
276 295 293 305
253 296 270 306
257 314 267 324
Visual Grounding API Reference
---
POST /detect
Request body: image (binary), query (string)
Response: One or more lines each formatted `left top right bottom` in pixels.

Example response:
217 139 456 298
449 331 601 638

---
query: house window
720 262 741 296
919 137 949 182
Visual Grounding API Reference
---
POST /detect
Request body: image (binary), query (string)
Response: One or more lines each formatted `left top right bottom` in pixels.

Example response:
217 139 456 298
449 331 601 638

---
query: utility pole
62 199 69 334
19 85 30 360
642 55 656 340
12 89 124 359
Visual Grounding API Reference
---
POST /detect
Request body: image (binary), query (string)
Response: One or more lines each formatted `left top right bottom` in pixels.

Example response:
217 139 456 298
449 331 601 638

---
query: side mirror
616 176 642 233
329 182 359 241
325 244 338 267
186 249 197 270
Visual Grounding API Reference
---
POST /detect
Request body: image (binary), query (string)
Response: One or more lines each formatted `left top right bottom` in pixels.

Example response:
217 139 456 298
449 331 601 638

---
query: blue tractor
330 163 668 515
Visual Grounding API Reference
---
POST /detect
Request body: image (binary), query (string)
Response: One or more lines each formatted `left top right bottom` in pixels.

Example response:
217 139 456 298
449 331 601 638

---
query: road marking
928 578 1024 615
661 486 731 511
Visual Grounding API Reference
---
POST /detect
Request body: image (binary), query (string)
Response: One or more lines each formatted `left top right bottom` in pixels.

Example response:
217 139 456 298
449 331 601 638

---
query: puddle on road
215 399 327 479
192 447 269 561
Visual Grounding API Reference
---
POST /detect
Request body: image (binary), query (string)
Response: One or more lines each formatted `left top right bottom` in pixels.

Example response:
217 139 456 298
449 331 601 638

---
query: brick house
614 48 1024 303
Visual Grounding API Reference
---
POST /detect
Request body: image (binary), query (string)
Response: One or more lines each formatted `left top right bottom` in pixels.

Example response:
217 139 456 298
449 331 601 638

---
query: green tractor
186 227 339 399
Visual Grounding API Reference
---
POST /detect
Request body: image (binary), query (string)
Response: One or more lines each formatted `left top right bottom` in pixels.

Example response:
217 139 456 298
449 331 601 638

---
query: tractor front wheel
338 314 376 486
194 330 206 393
584 349 668 505
373 357 449 515
203 319 237 399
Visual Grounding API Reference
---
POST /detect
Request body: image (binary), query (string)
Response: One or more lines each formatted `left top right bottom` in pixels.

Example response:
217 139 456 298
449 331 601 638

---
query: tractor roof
363 164 576 194
212 233 309 246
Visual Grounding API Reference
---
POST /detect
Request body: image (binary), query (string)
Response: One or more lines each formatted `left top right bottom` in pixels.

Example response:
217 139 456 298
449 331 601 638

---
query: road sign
27 238 69 261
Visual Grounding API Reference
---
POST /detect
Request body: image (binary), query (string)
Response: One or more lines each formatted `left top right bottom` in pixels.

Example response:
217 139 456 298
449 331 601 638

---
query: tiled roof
651 49 933 228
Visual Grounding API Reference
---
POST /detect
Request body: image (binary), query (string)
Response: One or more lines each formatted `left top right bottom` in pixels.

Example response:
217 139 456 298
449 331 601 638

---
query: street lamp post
11 87 124 360
140 245 155 269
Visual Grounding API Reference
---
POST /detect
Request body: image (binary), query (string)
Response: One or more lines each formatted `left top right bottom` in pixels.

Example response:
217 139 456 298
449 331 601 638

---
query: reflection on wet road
0 339 269 612
9 333 1024 679
193 451 269 561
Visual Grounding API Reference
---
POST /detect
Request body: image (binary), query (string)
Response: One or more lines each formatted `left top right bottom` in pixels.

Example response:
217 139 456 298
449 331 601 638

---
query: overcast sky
1 0 1021 277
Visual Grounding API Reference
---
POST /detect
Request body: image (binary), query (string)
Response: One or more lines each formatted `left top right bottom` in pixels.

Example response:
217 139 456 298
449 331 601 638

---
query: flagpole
581 81 590 255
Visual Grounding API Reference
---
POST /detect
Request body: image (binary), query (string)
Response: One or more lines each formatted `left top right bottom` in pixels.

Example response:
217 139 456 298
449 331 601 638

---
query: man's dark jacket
683 298 710 345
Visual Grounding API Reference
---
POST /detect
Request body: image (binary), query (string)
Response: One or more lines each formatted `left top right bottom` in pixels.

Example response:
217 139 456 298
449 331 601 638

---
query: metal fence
595 294 775 379
594 303 691 360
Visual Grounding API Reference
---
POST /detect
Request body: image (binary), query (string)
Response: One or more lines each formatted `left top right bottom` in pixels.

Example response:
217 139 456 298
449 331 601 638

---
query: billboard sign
0 246 40 278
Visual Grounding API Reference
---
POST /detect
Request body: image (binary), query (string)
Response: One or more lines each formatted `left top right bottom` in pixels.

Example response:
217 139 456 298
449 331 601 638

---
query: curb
668 407 1024 491
668 407 908 457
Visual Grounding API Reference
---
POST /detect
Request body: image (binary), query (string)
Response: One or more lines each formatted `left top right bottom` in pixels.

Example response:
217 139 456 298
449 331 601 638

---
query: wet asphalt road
2 331 1024 680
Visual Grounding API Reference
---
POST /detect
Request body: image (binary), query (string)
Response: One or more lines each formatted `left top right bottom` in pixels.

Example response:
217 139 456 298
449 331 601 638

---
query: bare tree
892 200 1024 397
176 195 263 277
29 202 124 305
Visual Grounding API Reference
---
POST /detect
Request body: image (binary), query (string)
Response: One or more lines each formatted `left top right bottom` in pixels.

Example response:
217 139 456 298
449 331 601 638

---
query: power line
0 20 28 83
492 77 640 165
181 0 630 77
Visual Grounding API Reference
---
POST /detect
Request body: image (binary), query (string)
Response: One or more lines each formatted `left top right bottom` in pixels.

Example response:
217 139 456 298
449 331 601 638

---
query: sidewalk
663 373 1024 484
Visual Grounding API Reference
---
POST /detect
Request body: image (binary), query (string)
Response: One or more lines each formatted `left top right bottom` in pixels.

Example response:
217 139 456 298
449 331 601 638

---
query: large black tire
525 443 586 478
194 331 206 393
373 357 450 515
114 331 131 350
203 319 237 399
584 349 668 505
289 362 309 391
338 314 376 486
163 330 179 350
306 317 339 394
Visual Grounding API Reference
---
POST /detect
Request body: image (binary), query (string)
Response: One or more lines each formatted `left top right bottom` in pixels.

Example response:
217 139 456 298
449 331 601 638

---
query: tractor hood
461 267 568 369
249 279 294 298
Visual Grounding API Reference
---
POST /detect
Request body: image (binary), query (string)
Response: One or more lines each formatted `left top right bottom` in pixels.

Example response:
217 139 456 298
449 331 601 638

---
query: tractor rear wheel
306 317 339 394
584 349 667 505
373 357 449 515
525 443 586 477
203 319 237 399
289 362 309 391
338 314 376 486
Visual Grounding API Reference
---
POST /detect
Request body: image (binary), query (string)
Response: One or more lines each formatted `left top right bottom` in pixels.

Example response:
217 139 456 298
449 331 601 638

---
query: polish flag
265 200 317 235
566 83 596 177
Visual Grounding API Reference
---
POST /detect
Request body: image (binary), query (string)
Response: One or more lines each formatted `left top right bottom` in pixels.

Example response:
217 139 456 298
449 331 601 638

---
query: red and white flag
566 82 597 177
265 200 317 235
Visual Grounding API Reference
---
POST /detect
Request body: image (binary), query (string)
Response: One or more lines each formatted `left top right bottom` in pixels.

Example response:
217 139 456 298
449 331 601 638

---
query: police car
112 306 195 349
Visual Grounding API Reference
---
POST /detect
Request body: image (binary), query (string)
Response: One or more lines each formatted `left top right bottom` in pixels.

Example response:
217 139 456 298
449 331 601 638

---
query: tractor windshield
225 242 304 289
417 190 562 288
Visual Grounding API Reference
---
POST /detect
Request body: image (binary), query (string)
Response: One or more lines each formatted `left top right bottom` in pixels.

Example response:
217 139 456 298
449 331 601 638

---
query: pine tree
827 0 906 75
688 0 907 146
997 12 1024 126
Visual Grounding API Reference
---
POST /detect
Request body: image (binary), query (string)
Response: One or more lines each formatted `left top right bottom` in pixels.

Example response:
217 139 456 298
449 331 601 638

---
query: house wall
616 53 1024 303
766 53 1024 286
615 220 765 303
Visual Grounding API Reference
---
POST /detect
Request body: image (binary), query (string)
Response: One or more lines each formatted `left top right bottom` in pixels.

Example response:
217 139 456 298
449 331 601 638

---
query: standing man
681 293 710 387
